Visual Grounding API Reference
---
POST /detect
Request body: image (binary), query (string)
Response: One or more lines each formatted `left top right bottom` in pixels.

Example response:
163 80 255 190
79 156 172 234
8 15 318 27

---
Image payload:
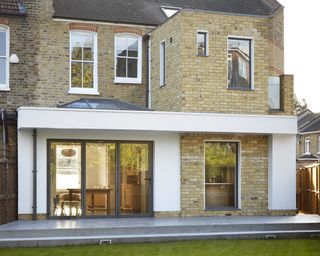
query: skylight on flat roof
161 6 181 18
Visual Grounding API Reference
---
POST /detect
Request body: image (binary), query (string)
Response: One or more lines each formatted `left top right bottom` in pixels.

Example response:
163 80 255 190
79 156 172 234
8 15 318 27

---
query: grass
0 239 319 256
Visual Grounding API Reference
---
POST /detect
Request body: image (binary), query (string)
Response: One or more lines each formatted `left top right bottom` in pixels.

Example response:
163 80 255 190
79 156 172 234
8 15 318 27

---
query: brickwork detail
114 26 144 35
0 17 9 26
280 74 294 115
69 22 98 32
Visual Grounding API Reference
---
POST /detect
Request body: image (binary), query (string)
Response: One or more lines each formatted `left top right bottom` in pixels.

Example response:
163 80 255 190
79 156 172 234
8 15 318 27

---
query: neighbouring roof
53 0 283 26
0 0 27 16
58 98 150 111
298 154 319 161
298 109 320 133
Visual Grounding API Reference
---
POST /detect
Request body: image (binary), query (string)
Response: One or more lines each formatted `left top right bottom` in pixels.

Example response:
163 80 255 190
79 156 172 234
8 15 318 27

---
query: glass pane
228 39 251 88
71 62 82 88
71 34 93 47
50 142 82 217
128 38 138 57
116 37 127 57
83 63 93 88
0 31 6 56
116 58 126 77
197 32 205 55
83 47 93 61
86 143 116 216
128 58 137 78
205 142 237 208
0 58 6 84
120 144 150 215
71 47 82 60
268 77 281 110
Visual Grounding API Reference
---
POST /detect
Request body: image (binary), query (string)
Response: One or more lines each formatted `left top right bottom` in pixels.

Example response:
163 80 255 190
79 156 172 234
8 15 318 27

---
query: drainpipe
32 129 37 220
1 109 8 222
146 34 151 109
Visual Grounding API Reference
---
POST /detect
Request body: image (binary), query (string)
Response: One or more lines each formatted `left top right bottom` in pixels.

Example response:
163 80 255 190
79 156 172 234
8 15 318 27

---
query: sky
278 0 320 112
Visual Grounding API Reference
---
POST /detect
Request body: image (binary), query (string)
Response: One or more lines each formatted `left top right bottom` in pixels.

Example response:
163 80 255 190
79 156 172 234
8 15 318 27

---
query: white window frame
160 40 166 87
227 35 254 90
196 30 209 56
317 136 320 154
0 26 10 91
304 137 311 155
114 33 142 84
69 31 98 95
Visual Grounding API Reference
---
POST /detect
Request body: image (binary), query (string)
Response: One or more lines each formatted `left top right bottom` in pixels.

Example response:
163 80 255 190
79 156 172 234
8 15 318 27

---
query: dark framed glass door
119 143 152 216
48 140 153 218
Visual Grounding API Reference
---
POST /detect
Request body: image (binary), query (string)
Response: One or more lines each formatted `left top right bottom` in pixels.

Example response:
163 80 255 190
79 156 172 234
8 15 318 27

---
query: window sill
204 207 240 211
114 78 142 84
197 54 209 57
269 109 284 113
227 87 253 91
0 87 10 92
68 88 99 95
160 84 166 88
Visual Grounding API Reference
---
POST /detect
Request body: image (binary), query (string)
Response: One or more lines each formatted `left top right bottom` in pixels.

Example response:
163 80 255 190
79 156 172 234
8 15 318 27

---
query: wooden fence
297 163 320 215
0 123 17 225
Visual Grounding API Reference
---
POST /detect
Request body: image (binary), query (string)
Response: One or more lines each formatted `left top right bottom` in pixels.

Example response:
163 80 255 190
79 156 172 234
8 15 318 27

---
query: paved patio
1 215 320 247
1 214 320 231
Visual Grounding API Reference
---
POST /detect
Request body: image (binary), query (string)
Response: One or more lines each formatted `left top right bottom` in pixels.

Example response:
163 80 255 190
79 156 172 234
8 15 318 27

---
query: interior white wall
18 129 181 215
268 134 296 210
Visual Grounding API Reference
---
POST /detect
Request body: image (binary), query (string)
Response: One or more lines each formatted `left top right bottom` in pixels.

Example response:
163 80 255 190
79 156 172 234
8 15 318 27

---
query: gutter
32 129 37 220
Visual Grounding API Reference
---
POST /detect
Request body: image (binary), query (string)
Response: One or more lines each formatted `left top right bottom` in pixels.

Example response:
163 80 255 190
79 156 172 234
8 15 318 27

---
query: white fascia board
17 107 297 135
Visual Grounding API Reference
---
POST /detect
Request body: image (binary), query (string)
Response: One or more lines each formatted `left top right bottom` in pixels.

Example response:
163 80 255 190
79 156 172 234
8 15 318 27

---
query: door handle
144 178 152 181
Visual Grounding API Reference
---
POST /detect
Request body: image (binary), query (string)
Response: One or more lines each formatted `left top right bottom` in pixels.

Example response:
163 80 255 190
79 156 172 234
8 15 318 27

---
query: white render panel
268 134 296 210
18 130 181 214
17 107 297 135
17 129 34 214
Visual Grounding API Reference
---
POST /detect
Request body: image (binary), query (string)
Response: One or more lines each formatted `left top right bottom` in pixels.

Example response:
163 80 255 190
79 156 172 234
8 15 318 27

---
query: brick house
0 0 296 221
297 109 320 169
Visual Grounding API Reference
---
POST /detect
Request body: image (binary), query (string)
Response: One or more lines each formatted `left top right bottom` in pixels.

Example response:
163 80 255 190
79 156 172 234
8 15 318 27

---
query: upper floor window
268 77 281 110
305 137 311 155
318 136 320 154
0 26 9 91
160 41 166 86
70 31 98 95
115 34 142 84
197 31 208 56
228 37 253 90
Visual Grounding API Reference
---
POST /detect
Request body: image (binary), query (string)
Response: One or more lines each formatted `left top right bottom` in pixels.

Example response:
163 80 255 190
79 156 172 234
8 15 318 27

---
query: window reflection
205 142 238 208
228 38 251 89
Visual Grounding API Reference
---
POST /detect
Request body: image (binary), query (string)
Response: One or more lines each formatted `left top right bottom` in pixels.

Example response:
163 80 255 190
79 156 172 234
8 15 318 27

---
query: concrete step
1 222 320 239
1 229 320 248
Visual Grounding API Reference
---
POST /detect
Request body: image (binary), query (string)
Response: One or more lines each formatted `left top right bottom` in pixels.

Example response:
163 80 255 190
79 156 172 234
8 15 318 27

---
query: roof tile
0 0 27 16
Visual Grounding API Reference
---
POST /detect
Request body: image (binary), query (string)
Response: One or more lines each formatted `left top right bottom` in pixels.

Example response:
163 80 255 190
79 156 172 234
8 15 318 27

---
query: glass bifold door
48 141 152 218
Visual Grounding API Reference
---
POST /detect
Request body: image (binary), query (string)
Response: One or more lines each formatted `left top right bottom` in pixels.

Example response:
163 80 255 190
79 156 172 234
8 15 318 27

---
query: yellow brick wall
150 14 183 111
151 9 294 115
34 0 152 108
180 134 270 216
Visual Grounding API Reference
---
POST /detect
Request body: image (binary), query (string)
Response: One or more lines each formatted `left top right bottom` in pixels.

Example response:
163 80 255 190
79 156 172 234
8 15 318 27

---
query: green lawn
0 239 319 256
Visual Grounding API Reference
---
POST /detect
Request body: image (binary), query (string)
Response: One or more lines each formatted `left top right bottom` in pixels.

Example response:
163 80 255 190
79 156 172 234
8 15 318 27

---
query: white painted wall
17 129 34 214
268 134 296 210
18 129 181 215
18 107 297 135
